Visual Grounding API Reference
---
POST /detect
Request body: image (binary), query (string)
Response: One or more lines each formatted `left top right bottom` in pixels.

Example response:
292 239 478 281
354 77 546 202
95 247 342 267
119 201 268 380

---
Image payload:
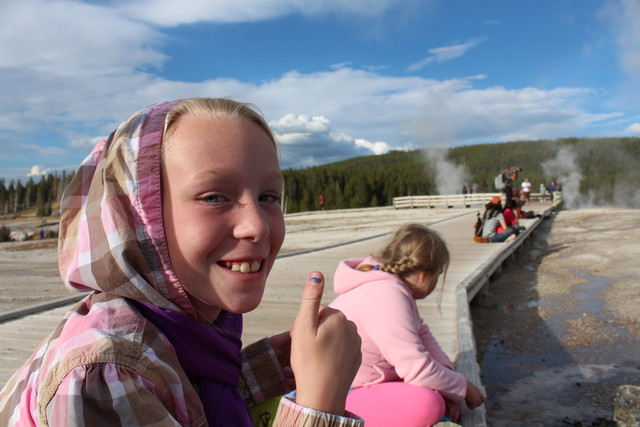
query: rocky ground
471 208 640 426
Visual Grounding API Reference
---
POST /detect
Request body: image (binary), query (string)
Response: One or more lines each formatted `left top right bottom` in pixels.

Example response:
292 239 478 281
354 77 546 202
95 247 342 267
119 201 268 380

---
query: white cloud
27 165 50 177
407 38 487 72
606 0 640 79
598 0 640 109
354 138 390 155
0 0 166 134
0 0 165 74
625 123 640 133
330 62 354 70
269 114 390 168
254 69 614 151
118 0 412 26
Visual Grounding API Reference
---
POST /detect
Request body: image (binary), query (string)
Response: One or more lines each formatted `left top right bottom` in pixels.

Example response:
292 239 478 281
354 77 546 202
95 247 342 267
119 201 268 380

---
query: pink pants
346 382 445 427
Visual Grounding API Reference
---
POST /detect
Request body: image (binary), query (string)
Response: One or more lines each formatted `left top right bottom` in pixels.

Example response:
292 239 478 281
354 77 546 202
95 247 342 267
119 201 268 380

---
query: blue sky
1 0 640 183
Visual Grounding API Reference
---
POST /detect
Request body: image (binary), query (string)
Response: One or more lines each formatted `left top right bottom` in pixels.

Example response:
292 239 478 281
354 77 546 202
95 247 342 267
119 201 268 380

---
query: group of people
476 166 552 243
0 98 485 426
502 165 560 204
477 196 527 243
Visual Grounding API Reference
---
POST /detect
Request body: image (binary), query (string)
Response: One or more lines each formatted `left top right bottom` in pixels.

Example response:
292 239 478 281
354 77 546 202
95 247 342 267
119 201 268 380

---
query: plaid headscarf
57 100 196 318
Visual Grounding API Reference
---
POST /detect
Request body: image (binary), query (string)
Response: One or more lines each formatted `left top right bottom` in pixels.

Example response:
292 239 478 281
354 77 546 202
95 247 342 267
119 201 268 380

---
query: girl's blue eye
202 195 225 204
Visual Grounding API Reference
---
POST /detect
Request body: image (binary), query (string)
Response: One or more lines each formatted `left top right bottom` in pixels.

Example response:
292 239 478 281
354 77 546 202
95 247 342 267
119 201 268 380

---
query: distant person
0 98 363 426
469 185 474 194
520 178 531 203
512 194 537 219
462 185 468 194
539 183 548 202
502 166 520 204
549 181 557 201
319 194 326 210
480 197 517 242
329 223 486 426
499 199 526 234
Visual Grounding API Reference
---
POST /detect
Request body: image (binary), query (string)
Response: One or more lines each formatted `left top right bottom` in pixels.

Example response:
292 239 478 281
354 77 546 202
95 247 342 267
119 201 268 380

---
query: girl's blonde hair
162 97 277 158
357 223 450 290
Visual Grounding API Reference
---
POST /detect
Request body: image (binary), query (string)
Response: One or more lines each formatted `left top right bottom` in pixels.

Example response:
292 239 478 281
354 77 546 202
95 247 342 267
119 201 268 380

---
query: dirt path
471 208 640 426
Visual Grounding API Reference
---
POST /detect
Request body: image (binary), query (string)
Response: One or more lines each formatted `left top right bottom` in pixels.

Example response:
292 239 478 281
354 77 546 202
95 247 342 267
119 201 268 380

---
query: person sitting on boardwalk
329 223 486 426
0 98 363 426
497 199 525 236
481 197 517 243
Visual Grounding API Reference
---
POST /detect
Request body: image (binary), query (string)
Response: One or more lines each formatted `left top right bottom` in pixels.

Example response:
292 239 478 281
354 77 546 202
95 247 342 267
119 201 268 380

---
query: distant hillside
284 137 640 212
282 150 433 213
2 137 639 218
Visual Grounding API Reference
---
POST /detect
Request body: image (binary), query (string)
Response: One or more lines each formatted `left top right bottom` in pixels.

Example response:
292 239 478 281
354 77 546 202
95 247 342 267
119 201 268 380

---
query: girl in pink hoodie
330 223 486 426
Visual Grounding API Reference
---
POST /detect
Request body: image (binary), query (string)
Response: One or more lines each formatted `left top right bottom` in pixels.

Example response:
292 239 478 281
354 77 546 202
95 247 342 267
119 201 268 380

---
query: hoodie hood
333 256 399 294
58 100 196 318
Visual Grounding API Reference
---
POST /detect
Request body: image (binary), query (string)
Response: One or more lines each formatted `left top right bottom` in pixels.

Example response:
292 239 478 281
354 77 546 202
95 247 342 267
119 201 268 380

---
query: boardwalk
0 202 554 426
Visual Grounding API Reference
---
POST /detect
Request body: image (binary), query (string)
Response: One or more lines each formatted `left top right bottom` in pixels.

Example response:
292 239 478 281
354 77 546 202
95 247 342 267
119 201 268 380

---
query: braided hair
356 224 450 296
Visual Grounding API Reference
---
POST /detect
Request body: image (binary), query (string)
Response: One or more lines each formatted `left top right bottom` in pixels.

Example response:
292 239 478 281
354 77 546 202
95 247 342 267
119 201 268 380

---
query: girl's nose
233 201 269 241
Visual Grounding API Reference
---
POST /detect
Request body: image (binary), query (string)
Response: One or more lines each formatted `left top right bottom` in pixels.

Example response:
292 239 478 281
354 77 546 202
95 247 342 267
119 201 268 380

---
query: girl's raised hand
290 272 361 415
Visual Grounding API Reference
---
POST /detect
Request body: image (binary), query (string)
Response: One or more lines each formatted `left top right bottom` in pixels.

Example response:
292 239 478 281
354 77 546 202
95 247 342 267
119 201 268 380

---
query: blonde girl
330 223 485 426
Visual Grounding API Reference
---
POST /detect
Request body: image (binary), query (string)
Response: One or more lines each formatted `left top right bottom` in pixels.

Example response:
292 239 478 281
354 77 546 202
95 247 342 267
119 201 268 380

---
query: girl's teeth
229 261 260 274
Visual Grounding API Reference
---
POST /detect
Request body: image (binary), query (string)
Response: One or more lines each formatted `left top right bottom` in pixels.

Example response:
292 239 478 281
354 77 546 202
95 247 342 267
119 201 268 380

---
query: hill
283 137 640 212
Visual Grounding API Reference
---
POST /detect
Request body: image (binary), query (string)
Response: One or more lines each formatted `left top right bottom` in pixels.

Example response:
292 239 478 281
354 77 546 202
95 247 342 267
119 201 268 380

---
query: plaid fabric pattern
0 294 207 426
58 100 194 317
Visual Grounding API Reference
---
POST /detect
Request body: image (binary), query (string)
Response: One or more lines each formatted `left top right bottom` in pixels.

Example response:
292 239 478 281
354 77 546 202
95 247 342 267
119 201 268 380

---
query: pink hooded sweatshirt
329 257 467 402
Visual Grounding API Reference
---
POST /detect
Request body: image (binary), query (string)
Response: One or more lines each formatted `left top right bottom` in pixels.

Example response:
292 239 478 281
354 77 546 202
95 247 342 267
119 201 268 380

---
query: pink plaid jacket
0 101 362 427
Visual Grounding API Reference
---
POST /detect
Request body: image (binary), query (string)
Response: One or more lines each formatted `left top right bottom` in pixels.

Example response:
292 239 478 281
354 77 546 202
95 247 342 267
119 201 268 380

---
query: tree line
0 171 75 217
2 137 639 217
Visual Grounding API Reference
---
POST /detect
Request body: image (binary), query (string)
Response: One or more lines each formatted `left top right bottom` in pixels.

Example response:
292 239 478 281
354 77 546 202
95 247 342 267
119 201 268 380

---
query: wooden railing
393 192 562 209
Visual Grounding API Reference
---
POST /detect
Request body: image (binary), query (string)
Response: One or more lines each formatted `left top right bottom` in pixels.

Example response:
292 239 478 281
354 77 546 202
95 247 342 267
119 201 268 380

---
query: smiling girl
0 98 362 426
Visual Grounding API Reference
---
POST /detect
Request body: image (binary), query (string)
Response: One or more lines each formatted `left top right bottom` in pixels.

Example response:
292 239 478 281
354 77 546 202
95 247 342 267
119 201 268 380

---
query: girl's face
161 114 285 322
404 270 441 300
